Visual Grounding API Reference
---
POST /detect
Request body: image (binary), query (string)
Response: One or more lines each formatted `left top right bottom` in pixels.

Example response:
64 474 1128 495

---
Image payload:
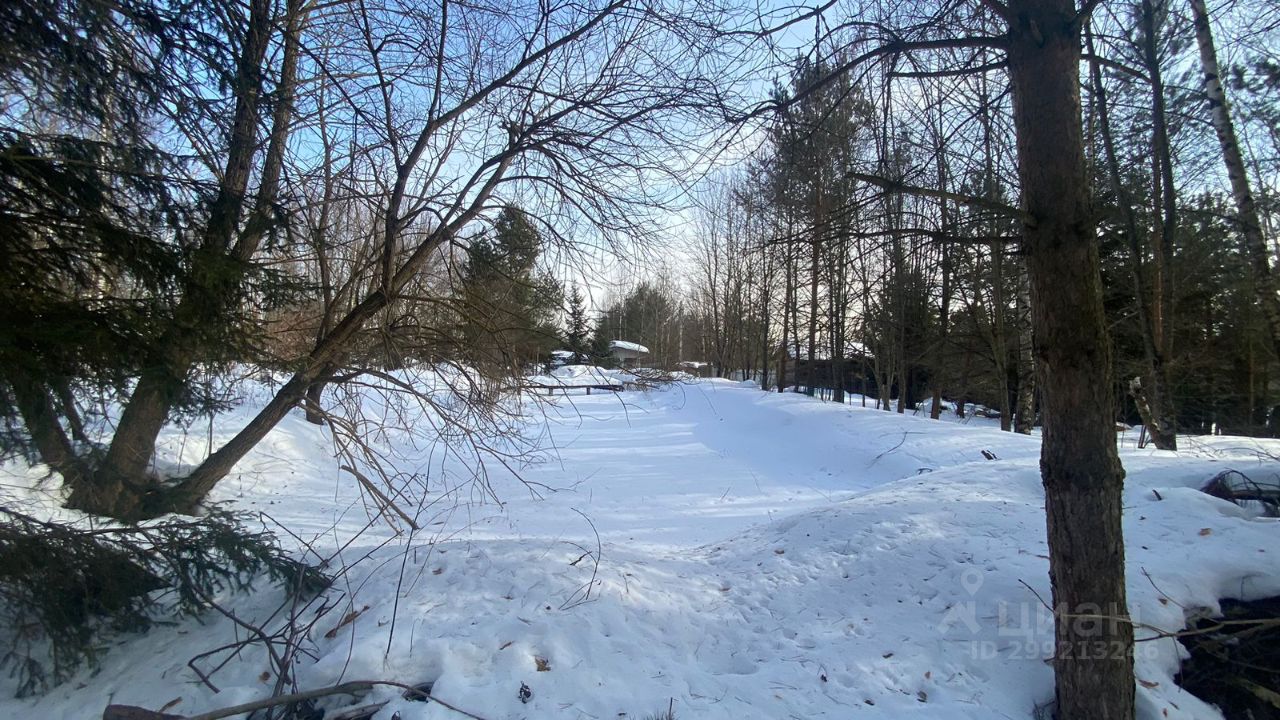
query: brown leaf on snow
433 567 444 575
1198 528 1212 536
159 698 182 712
499 641 513 650
535 656 551 672
1140 679 1160 689
259 671 271 683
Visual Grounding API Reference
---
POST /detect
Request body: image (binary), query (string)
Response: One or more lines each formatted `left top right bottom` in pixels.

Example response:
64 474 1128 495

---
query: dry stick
1141 567 1188 611
560 507 603 610
1017 579 1280 642
180 570 287 682
183 680 489 720
384 522 418 657
340 464 421 530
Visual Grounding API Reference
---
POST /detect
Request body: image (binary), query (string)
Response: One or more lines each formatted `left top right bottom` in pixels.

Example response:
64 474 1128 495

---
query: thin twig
182 679 490 720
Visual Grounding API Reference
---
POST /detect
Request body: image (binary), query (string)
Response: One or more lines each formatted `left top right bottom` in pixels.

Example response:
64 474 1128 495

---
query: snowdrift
2 379 1277 719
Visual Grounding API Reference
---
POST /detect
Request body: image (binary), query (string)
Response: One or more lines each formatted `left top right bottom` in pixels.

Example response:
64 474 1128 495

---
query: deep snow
2 378 1278 719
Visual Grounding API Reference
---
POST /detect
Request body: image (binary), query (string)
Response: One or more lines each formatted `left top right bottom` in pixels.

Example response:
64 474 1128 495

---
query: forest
1 0 1278 719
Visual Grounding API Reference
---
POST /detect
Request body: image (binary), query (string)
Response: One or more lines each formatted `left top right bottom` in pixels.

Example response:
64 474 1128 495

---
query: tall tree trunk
1137 4 1180 449
830 229 848 404
305 70 341 426
778 231 793 393
1087 27 1176 449
806 231 819 397
791 256 803 393
1143 0 1177 383
976 74 1012 432
1007 1 1135 718
760 262 774 392
993 246 1012 431
77 0 300 513
931 142 953 420
896 359 907 413
1014 261 1036 434
1190 0 1280 361
777 304 789 393
10 372 90 493
878 356 892 411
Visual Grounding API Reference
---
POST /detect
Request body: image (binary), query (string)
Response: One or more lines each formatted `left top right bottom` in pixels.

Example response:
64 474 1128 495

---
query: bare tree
1189 0 1280 363
66 0 310 518
38 0 742 517
748 0 1136 713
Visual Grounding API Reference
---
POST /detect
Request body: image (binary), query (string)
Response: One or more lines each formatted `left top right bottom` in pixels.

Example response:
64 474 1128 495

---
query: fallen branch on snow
102 680 490 720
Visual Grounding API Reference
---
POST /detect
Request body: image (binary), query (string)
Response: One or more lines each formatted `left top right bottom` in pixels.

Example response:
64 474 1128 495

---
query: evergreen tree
0 0 256 492
565 285 591 364
457 206 562 371
588 321 615 367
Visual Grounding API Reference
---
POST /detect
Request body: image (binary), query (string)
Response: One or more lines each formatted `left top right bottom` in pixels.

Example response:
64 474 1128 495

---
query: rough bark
303 380 328 426
1014 262 1036 434
1007 0 1135 717
10 372 90 491
1190 0 1280 362
78 0 295 513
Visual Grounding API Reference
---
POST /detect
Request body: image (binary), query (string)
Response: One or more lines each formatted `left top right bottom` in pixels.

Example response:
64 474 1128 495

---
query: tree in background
564 285 592 364
593 281 687 368
768 57 868 396
587 322 616 367
1 0 740 519
698 0 1142 713
457 206 563 373
1190 0 1280 365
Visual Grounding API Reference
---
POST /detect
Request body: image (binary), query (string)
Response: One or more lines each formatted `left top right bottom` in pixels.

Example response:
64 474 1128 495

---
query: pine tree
0 0 244 494
565 286 591 364
458 206 562 372
588 321 615 367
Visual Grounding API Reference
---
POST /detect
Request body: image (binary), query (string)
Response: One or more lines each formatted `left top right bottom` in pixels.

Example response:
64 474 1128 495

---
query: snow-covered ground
525 363 637 390
3 378 1278 719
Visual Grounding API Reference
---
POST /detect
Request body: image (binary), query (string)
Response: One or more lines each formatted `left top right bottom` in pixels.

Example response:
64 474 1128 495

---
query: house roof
609 340 649 354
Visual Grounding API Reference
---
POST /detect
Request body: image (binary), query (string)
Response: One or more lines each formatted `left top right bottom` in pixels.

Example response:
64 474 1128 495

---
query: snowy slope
2 379 1277 720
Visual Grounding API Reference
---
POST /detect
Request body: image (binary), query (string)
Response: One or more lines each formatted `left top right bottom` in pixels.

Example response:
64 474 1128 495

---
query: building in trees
608 340 650 367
